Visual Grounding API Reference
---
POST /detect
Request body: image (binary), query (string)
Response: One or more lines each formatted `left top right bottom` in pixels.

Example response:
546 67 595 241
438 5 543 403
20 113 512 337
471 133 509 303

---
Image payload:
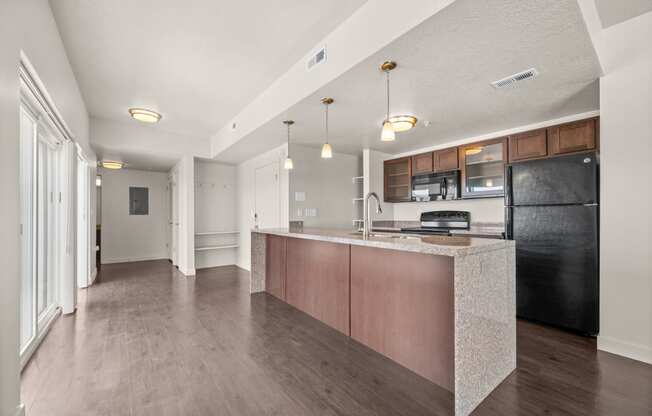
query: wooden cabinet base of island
285 238 350 335
251 230 516 416
265 235 286 300
350 245 455 391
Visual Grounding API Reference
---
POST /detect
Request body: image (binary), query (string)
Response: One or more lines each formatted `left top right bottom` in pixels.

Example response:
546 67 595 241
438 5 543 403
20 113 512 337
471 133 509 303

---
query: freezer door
508 152 598 206
512 205 599 334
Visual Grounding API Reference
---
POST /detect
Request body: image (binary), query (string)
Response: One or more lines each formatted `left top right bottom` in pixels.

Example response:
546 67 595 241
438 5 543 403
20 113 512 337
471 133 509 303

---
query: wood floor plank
21 260 652 416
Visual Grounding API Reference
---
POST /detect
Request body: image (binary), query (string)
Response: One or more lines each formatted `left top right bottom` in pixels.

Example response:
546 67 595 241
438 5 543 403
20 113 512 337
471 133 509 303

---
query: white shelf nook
194 160 238 270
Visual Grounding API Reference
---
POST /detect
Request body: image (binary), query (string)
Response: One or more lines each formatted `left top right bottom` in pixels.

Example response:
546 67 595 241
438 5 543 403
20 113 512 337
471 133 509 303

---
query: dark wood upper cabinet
434 147 459 172
411 152 434 175
509 129 548 162
548 118 597 156
265 235 286 301
459 137 508 199
384 157 412 202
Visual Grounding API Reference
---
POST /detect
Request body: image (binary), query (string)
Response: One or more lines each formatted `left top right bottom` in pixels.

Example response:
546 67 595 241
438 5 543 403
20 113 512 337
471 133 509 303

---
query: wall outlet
296 208 303 217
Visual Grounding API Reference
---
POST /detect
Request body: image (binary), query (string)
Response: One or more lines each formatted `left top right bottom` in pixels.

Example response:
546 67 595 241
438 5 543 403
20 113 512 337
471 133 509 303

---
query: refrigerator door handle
505 165 513 207
505 206 513 240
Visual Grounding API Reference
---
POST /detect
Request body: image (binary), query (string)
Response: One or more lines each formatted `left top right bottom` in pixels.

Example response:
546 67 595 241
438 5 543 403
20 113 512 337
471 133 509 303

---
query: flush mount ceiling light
320 97 334 159
380 61 397 142
465 146 483 155
128 108 161 123
101 160 124 170
283 120 294 170
388 115 417 132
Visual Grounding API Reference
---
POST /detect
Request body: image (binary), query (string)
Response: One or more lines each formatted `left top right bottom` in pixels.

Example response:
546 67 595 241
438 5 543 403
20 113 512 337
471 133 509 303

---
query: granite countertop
253 227 513 257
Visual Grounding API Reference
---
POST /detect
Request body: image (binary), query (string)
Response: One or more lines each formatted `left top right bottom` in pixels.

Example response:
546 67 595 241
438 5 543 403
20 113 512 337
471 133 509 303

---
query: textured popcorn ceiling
217 0 602 162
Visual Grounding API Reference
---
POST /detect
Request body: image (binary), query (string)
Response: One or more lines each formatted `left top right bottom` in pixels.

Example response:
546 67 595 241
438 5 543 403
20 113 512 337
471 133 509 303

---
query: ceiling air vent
306 46 327 71
491 68 539 89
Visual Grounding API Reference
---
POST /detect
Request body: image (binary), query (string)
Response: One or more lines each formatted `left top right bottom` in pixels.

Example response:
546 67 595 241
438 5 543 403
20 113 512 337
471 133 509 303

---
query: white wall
173 156 196 276
289 144 361 228
100 168 169 264
392 198 505 223
591 10 652 363
194 160 237 269
236 144 289 270
0 1 93 414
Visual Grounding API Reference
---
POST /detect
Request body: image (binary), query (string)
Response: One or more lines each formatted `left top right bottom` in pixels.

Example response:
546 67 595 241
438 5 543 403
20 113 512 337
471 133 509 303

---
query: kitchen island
251 228 515 416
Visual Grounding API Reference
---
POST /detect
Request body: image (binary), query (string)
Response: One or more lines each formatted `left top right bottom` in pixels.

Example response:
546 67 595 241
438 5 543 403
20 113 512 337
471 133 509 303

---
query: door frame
254 161 281 229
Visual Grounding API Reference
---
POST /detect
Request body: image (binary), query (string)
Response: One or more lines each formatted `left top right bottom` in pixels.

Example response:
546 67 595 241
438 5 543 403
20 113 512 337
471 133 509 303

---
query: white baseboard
13 404 25 416
101 255 168 264
90 268 98 284
179 267 196 276
598 335 652 364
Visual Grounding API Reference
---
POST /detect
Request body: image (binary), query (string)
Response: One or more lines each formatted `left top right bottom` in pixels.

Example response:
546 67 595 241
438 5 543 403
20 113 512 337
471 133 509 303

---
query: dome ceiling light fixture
380 60 396 142
465 146 484 155
283 120 295 170
388 115 418 132
320 97 334 159
128 108 162 123
100 160 124 170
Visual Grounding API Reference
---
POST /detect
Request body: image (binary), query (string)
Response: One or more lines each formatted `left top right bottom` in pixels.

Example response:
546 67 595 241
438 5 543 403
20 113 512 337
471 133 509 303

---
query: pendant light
283 120 294 170
320 97 334 159
380 61 396 142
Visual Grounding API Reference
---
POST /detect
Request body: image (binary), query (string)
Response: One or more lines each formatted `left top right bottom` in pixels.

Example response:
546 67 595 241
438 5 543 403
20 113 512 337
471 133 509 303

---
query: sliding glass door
19 107 36 352
20 103 62 358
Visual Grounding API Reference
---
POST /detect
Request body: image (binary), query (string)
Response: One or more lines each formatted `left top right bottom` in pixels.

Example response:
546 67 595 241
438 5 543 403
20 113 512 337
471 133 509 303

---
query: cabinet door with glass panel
459 138 507 198
383 157 412 202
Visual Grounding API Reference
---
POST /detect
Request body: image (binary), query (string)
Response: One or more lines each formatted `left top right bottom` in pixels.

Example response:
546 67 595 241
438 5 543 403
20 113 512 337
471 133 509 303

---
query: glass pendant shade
321 142 333 158
381 120 396 142
284 157 294 170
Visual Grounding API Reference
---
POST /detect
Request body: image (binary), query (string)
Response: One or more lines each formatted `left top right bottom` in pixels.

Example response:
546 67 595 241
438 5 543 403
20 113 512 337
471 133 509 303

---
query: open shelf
195 231 240 236
195 244 239 252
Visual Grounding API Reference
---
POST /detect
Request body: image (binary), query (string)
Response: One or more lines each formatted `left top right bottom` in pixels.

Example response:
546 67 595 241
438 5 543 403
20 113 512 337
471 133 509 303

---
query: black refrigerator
505 152 599 335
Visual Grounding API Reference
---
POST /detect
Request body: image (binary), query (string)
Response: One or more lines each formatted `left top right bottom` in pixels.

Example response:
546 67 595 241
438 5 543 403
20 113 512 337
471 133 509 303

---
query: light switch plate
294 191 306 202
296 208 303 217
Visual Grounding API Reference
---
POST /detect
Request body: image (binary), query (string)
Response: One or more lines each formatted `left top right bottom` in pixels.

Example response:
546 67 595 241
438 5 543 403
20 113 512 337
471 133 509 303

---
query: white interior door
254 162 280 229
19 107 36 353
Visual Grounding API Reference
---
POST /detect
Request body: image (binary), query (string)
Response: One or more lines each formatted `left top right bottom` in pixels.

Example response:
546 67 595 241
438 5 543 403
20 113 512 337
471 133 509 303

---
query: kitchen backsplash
391 197 505 224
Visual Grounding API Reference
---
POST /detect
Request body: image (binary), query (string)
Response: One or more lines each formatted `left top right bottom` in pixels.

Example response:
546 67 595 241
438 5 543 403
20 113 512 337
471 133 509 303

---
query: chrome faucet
363 192 383 239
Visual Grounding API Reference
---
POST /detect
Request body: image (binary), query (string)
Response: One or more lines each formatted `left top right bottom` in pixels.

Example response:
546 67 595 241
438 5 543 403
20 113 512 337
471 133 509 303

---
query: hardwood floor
22 260 651 416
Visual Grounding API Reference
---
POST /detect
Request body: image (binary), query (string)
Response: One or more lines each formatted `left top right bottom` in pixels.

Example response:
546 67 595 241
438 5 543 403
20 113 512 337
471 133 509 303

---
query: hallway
21 261 652 416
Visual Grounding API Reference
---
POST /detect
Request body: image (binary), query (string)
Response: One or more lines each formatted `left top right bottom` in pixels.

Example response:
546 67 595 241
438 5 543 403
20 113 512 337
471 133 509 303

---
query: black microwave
411 171 460 201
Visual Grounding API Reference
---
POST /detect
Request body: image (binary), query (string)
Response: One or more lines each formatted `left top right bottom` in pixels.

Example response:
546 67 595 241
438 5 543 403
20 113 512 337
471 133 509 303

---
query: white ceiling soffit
214 0 601 163
594 0 652 29
90 117 210 172
49 0 368 139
